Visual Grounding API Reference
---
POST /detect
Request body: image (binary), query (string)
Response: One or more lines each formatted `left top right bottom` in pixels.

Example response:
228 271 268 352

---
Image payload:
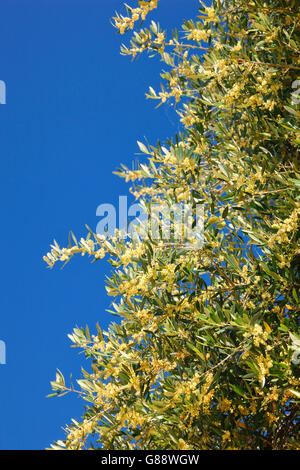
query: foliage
45 0 300 450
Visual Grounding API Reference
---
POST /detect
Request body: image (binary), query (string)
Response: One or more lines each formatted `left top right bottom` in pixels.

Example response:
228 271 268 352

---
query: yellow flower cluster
187 28 209 42
161 263 176 283
120 278 140 297
66 417 98 449
135 308 152 322
155 32 165 44
264 28 279 43
124 170 143 182
120 244 145 266
246 93 264 110
268 207 300 247
113 1 158 35
120 264 159 299
238 404 248 415
121 407 146 428
231 42 242 53
43 237 105 267
158 87 182 104
147 356 176 375
224 82 245 107
219 397 232 413
96 382 119 404
265 386 279 403
257 353 273 384
203 7 220 24
174 373 201 400
222 430 231 443
178 438 190 450
244 323 269 347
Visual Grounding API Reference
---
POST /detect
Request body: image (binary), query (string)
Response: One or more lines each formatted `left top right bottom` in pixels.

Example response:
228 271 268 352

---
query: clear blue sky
0 0 201 449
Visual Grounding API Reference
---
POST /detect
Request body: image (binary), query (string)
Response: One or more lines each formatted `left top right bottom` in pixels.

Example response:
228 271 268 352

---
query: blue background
0 0 200 449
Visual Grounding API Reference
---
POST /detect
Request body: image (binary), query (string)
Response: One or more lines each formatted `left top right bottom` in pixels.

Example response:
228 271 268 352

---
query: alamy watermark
0 340 6 365
0 80 6 104
291 79 300 105
0 79 6 362
291 334 300 366
96 196 204 248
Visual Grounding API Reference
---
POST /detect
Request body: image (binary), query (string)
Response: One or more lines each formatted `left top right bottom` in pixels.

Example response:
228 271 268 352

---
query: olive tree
45 0 299 450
